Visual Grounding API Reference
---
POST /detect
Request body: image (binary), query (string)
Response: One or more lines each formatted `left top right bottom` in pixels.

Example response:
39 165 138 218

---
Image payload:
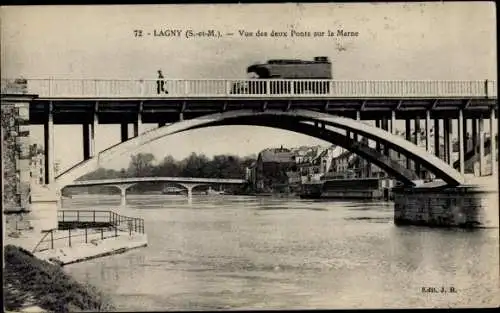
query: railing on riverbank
32 210 145 253
32 227 120 253
58 210 145 234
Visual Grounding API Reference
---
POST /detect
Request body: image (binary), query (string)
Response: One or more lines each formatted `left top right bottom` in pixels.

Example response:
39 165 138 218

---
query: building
290 145 324 164
328 149 355 177
30 147 45 186
296 145 340 183
286 170 302 193
245 161 257 186
54 160 61 177
254 146 296 192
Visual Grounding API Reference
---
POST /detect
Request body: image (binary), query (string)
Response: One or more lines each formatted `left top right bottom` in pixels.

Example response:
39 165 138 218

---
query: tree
76 152 254 181
153 155 180 177
119 168 127 178
181 153 209 177
77 167 120 181
128 153 155 177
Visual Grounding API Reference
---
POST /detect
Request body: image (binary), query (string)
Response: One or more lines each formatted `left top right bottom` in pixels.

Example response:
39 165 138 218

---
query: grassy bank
3 245 114 312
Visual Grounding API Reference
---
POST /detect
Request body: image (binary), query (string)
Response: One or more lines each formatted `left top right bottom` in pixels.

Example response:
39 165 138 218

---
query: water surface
63 194 499 310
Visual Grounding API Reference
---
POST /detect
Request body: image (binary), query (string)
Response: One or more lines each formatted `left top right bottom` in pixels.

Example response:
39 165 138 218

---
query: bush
3 245 115 312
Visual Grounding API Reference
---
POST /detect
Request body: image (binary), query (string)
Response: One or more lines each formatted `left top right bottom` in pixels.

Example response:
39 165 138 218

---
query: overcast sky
1 3 496 171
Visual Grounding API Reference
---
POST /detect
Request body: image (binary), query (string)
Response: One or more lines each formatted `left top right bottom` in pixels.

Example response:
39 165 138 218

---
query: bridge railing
67 177 246 186
1 78 497 98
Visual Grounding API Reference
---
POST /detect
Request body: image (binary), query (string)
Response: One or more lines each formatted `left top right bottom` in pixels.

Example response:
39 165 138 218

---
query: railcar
231 56 332 95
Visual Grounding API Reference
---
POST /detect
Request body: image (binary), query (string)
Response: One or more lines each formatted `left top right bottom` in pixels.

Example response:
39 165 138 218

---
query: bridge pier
133 121 141 137
463 116 469 173
134 103 143 137
444 119 452 165
424 111 431 179
443 120 449 163
490 108 497 175
414 117 421 177
405 119 412 170
390 111 396 135
472 119 478 156
381 118 390 156
393 184 491 228
375 120 381 151
434 118 440 158
354 110 360 141
90 112 97 157
111 184 136 206
479 118 485 175
177 183 204 202
458 110 465 175
425 110 431 153
44 105 55 184
82 123 91 160
120 123 129 142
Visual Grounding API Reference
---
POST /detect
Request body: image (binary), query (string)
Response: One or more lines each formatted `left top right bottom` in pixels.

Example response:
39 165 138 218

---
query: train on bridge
231 56 333 95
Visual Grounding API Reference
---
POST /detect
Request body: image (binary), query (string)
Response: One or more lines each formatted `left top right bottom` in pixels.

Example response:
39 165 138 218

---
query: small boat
205 187 225 196
161 186 185 195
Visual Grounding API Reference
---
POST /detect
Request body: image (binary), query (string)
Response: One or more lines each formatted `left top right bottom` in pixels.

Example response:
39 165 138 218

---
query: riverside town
2 3 498 312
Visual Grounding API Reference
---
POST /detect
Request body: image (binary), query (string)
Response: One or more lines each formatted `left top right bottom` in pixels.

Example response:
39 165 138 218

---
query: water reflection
63 195 499 310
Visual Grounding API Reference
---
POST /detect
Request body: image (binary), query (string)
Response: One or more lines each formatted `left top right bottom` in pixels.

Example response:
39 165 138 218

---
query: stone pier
110 184 136 206
393 179 498 228
1 93 34 214
2 84 59 250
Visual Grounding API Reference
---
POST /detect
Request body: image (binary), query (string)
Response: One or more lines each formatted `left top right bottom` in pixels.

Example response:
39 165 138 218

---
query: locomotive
231 56 332 94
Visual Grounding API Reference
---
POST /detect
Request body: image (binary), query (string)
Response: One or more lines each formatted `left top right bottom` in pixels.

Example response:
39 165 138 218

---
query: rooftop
259 149 295 163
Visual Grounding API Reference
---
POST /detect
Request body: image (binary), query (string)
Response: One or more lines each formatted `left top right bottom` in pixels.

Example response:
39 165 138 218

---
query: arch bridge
1 78 497 191
51 110 471 190
65 177 246 205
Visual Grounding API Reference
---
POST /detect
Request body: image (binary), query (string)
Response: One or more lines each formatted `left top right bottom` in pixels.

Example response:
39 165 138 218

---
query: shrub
4 245 115 312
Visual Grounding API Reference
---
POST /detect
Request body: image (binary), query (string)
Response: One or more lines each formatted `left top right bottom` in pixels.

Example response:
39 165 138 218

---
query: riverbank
5 227 148 267
4 245 115 312
3 210 148 311
35 230 148 266
5 208 149 267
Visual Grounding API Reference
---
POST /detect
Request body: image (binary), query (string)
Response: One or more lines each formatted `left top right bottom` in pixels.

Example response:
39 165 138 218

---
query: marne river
62 194 499 310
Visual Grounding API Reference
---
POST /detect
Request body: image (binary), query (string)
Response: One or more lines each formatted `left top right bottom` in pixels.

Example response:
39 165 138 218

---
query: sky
1 3 496 171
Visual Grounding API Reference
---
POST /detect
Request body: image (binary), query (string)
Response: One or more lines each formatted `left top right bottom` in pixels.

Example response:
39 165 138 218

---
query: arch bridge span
65 177 246 205
54 110 465 189
67 177 246 187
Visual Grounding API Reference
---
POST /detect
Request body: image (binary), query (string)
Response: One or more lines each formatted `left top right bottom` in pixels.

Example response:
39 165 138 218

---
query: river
62 194 499 310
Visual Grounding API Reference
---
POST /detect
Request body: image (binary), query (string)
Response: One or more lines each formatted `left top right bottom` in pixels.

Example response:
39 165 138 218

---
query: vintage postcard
1 2 498 312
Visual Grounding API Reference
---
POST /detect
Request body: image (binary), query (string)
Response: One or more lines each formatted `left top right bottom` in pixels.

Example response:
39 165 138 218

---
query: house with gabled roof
254 146 296 192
